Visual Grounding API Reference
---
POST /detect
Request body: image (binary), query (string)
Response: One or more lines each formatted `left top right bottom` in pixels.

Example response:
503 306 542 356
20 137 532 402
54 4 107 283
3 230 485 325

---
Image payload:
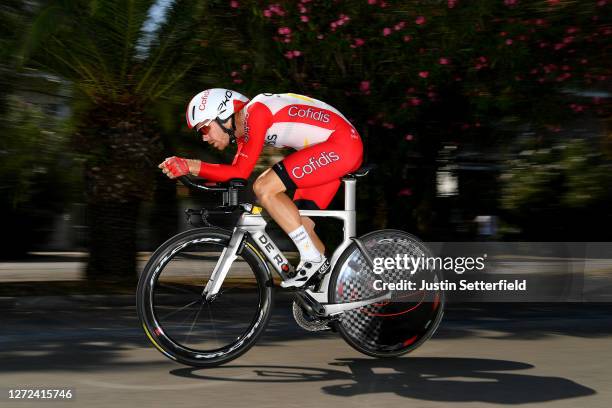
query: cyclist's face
200 121 229 150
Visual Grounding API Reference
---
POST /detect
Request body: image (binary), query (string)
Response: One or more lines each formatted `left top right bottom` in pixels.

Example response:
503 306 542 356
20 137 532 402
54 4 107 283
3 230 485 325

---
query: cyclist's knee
253 170 283 201
252 175 271 200
252 177 266 199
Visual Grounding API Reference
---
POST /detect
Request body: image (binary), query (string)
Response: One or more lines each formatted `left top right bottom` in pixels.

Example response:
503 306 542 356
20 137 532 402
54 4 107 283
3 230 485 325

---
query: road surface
1 295 611 408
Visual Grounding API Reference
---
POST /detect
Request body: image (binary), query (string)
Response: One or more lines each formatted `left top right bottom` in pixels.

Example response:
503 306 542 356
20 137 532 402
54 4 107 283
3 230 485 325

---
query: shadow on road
1 301 611 376
171 357 595 404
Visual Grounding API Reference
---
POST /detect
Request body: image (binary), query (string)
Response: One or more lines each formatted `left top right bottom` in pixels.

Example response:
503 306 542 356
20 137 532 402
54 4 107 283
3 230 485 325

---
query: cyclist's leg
293 181 343 255
252 168 302 233
273 134 363 191
300 215 325 255
253 170 327 285
254 169 326 264
261 141 360 229
254 127 362 286
268 125 362 232
294 180 341 210
253 175 339 256
253 126 362 232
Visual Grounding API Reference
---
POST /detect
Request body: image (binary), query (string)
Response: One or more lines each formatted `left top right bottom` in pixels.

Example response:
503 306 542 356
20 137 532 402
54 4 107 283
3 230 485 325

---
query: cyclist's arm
196 102 272 182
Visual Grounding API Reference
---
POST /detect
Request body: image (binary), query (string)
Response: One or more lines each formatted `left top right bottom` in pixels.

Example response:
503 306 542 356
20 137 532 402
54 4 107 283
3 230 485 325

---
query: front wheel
329 229 445 358
137 227 274 367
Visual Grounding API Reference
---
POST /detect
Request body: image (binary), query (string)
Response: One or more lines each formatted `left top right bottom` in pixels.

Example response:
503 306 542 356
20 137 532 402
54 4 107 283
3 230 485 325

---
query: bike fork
202 228 246 301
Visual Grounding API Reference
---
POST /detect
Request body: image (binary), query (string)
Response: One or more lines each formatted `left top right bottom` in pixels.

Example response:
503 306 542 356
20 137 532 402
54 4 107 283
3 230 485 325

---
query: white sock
288 225 323 263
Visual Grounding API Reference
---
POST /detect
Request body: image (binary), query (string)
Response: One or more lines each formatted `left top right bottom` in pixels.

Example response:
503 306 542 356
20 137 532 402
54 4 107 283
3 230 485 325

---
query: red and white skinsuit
197 93 363 209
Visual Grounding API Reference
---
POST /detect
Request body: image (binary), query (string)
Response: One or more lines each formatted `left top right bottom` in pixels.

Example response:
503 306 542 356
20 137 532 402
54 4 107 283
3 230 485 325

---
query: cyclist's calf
301 216 325 255
301 216 315 231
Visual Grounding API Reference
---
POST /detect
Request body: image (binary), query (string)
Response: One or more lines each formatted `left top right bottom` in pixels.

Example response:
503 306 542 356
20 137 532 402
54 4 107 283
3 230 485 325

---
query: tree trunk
150 172 179 248
75 98 162 284
86 200 140 283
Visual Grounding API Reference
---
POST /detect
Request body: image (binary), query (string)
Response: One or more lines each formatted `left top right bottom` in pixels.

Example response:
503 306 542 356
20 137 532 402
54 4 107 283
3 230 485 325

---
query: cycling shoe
281 257 330 288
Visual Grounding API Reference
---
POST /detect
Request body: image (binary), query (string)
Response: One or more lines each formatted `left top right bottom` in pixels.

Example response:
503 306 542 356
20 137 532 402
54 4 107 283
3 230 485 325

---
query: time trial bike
136 166 445 367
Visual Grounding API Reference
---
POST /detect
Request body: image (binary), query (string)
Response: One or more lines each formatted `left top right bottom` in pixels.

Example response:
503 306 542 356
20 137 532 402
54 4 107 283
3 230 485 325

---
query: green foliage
218 0 611 236
193 3 609 136
0 96 76 256
0 0 26 64
0 96 76 208
17 0 224 207
501 138 612 228
501 147 564 214
561 139 612 208
21 0 209 103
11 0 612 245
0 0 31 115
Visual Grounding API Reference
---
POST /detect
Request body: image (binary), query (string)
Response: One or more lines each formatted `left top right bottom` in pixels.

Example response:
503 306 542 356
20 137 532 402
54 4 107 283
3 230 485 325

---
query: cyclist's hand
159 156 192 179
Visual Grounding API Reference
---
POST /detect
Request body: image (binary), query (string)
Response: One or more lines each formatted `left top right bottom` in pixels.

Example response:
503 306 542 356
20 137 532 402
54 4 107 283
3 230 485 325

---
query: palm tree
20 0 220 282
1 0 29 115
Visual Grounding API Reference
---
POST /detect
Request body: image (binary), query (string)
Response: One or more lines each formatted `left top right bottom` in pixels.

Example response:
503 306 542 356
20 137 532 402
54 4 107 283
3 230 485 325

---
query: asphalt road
1 295 611 408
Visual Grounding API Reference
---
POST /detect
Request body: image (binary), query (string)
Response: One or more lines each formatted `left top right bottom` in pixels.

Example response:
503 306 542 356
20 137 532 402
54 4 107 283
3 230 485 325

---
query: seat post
343 178 357 211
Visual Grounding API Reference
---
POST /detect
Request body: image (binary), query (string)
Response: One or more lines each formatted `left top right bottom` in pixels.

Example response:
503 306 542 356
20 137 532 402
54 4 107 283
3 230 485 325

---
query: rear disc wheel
329 229 444 357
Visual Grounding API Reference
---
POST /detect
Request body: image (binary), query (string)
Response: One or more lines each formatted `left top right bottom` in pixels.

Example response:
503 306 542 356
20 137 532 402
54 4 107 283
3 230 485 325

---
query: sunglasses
195 121 211 136
195 117 232 137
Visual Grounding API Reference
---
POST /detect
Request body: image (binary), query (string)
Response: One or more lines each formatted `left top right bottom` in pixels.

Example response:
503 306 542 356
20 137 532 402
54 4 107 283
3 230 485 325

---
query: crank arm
321 291 392 317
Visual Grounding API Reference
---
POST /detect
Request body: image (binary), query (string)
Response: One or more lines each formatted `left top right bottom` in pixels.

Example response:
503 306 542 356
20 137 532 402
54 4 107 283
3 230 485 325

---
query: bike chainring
292 301 331 332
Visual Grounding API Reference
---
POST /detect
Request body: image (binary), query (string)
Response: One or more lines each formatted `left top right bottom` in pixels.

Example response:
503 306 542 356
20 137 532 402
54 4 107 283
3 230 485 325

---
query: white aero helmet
185 88 250 130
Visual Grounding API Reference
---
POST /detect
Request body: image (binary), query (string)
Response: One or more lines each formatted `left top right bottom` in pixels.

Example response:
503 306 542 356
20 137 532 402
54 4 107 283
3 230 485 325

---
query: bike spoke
206 301 221 349
184 301 206 345
158 298 200 321
174 303 203 329
158 282 203 295
139 230 272 365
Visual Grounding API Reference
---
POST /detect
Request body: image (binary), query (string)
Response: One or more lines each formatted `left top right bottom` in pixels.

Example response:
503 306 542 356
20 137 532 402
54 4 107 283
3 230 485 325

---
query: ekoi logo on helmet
291 151 340 179
217 90 233 114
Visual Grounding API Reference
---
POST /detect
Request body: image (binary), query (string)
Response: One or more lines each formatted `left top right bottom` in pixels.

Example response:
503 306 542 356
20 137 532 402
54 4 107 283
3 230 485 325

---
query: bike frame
202 177 391 316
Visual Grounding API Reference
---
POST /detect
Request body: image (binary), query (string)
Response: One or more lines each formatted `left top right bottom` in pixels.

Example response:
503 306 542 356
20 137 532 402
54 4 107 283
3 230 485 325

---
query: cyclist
159 89 363 288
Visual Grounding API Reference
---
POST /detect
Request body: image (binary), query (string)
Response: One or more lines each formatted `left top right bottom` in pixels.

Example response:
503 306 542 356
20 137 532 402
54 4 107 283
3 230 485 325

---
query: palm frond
20 0 154 100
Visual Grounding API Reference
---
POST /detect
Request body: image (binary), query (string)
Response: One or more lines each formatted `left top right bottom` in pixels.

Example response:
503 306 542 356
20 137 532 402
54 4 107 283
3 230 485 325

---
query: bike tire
137 227 274 367
328 229 445 358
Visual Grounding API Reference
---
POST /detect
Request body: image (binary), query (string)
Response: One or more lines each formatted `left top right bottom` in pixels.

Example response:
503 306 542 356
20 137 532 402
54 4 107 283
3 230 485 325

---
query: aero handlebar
177 176 232 192
177 176 247 206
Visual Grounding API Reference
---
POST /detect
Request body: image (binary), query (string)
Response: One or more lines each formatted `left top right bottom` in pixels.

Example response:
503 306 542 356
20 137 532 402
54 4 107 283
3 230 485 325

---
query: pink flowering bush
191 0 612 237
222 0 610 136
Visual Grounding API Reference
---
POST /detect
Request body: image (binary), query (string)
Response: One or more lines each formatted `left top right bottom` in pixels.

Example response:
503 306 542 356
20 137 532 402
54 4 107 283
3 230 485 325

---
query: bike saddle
345 164 376 178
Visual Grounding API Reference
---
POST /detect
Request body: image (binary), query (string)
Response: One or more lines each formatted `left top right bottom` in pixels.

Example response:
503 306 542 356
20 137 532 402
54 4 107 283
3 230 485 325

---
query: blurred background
1 0 611 284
